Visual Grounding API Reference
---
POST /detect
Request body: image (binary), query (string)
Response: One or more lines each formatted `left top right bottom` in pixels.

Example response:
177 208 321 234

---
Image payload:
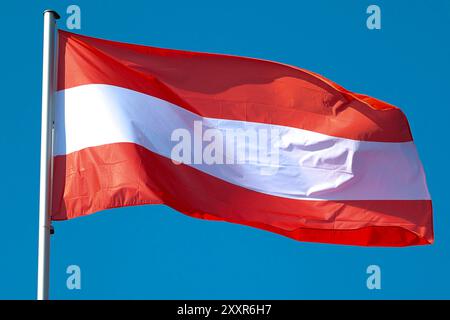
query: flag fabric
52 30 433 246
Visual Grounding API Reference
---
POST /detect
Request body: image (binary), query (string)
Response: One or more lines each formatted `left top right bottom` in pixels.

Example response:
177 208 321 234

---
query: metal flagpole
37 9 60 300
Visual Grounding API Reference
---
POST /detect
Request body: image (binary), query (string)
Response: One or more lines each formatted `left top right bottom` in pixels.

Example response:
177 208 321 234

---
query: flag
52 30 433 246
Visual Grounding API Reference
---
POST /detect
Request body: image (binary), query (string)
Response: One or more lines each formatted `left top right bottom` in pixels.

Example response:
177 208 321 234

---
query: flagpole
38 9 60 301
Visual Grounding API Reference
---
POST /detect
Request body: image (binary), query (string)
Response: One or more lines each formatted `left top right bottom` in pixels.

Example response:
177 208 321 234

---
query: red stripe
57 30 412 143
51 142 433 246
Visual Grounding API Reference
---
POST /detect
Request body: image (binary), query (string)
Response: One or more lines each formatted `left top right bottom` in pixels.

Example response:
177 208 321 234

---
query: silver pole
37 9 60 301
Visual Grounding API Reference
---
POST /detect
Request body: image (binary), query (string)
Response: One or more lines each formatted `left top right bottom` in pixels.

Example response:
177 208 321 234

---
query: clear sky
1 0 449 299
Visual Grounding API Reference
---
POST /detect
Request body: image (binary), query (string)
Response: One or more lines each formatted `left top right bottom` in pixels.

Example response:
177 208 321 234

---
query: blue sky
0 0 449 299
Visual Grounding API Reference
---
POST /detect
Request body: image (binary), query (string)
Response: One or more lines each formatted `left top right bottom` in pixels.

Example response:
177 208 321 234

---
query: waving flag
52 30 432 246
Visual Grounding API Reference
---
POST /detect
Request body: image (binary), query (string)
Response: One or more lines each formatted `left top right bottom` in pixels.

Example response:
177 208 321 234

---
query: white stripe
54 84 430 201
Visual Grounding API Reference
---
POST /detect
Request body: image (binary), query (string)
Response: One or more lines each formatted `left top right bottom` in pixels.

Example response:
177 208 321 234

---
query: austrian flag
52 30 433 246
